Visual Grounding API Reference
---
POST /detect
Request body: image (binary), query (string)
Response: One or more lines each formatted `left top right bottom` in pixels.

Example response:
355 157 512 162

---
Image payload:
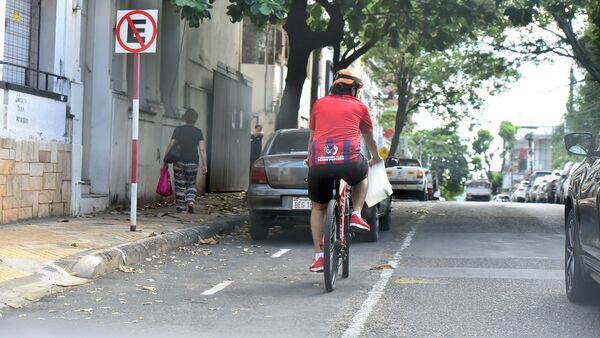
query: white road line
342 228 416 338
201 281 234 295
271 249 291 258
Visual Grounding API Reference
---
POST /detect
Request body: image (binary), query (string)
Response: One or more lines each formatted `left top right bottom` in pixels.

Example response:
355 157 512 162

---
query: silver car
247 128 391 241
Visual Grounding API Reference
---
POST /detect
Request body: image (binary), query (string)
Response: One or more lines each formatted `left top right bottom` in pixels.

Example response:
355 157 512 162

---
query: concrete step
79 194 109 214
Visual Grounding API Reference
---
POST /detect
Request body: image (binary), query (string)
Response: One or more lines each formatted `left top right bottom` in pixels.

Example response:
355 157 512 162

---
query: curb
69 214 247 279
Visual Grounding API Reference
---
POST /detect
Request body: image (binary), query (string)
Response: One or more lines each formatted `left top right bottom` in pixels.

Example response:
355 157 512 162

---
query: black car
563 132 600 303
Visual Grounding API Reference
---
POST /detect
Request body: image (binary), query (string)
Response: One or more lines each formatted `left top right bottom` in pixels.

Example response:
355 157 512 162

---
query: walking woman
164 109 207 213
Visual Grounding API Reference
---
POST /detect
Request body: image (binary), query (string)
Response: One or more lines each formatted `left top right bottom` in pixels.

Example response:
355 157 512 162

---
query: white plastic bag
365 160 393 207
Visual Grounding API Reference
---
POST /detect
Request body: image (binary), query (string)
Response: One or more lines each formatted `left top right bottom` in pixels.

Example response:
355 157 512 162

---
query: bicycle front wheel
323 199 339 292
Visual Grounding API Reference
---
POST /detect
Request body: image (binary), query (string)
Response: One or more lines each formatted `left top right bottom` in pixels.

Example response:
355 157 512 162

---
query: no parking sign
115 9 158 54
114 9 158 231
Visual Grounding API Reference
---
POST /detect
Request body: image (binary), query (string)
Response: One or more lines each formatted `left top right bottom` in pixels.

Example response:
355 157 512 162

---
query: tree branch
552 12 600 84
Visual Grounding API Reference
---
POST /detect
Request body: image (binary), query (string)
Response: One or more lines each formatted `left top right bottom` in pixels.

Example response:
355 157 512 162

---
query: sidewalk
0 192 248 312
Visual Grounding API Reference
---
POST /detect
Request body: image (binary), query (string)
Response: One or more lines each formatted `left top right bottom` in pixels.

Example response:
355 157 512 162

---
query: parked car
492 194 510 202
247 128 391 241
562 132 600 303
525 170 552 201
527 176 547 203
510 180 529 202
465 179 492 201
555 161 577 204
537 171 562 203
386 157 428 201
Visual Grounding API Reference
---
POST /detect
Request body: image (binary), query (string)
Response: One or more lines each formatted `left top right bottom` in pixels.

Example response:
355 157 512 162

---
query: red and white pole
130 52 140 232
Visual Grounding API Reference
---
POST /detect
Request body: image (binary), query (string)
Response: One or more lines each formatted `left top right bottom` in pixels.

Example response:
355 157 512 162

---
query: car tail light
417 169 424 178
250 159 268 184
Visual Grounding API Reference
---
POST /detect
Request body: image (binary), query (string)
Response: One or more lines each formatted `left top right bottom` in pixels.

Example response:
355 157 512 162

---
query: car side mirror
565 132 594 157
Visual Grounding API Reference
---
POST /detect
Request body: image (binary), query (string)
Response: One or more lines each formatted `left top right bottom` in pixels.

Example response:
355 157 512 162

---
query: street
2 201 600 337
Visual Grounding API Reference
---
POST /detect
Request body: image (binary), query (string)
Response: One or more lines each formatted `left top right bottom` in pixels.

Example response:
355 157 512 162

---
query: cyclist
307 69 382 272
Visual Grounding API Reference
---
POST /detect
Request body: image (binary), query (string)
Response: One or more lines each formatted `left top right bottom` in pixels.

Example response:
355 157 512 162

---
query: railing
0 60 69 97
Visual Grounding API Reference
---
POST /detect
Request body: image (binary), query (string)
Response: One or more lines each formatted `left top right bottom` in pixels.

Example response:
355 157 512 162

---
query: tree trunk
389 70 412 158
274 0 344 130
389 86 410 157
275 45 312 129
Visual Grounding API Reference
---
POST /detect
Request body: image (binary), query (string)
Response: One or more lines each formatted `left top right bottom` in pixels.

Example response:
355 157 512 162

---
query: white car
511 180 529 202
386 158 428 201
465 179 492 201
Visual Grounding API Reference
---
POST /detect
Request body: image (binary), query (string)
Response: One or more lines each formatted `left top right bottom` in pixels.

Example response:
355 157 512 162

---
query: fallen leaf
370 264 394 270
141 285 157 292
76 308 93 313
118 265 142 273
143 301 153 306
208 307 217 311
70 243 78 247
199 236 219 245
148 232 158 237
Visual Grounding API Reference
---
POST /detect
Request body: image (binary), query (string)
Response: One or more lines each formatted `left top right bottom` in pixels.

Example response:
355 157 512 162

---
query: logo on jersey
324 144 338 156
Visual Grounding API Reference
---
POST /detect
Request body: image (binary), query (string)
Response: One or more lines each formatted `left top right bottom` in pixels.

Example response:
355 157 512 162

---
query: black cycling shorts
308 155 368 204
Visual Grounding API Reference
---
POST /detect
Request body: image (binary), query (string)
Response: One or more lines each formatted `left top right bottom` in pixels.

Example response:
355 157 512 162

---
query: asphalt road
3 201 600 337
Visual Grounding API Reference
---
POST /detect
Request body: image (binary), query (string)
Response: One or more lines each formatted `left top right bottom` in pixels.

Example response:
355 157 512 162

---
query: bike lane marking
342 226 417 338
271 249 291 258
201 281 234 295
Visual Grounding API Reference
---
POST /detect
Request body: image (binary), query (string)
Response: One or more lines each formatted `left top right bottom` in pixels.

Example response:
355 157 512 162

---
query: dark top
250 133 263 161
171 125 204 164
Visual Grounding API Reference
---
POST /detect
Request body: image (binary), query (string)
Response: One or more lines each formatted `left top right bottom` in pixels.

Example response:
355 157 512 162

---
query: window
269 131 310 155
3 0 40 86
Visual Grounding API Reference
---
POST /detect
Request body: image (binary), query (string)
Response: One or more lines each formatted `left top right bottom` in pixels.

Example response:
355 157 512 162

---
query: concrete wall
0 139 71 224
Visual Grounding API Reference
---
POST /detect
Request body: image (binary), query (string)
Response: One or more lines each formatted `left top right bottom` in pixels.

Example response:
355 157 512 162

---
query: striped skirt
173 162 199 212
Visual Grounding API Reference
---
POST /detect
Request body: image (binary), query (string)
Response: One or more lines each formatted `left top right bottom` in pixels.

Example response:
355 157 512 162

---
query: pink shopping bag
156 167 173 197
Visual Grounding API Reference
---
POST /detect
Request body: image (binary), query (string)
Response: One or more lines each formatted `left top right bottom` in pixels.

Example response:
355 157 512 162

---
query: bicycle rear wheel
323 199 339 292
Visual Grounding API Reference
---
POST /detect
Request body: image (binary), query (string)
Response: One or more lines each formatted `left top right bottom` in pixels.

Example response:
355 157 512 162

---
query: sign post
115 9 158 232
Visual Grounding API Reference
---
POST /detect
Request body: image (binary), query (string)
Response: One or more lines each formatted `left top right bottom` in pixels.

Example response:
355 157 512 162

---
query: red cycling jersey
308 94 373 167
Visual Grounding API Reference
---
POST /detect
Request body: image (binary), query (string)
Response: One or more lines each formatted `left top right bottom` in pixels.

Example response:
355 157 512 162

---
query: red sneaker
350 214 370 231
309 256 324 272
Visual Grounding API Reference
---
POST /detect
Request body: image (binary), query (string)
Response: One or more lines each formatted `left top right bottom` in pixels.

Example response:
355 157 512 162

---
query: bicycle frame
335 178 349 246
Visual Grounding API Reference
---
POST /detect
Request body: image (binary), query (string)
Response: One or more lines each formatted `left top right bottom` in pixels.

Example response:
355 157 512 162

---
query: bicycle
323 177 352 292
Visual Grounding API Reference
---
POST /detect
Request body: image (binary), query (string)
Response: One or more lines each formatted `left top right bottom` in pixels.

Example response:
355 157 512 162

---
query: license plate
407 171 414 175
292 197 312 210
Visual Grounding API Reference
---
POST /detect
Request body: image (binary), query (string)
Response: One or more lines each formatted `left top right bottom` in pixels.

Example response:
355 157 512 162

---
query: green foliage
490 171 503 194
498 120 518 170
551 124 578 169
378 109 396 130
472 129 495 176
170 0 215 27
227 0 288 27
499 120 518 146
497 0 600 84
412 127 470 200
171 0 288 28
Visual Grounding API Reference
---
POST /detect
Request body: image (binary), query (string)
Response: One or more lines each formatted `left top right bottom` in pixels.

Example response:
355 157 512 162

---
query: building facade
0 0 253 221
0 0 80 223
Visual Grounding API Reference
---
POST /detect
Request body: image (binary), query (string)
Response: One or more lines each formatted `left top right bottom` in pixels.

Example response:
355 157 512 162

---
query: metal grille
3 0 40 86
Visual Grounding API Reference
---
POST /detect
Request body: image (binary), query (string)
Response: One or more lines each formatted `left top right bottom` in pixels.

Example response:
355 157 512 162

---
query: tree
472 129 495 179
369 39 518 157
412 127 470 200
498 0 600 84
498 120 518 173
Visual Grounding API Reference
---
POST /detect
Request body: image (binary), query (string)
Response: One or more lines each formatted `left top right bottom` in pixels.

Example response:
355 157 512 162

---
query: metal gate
208 69 252 192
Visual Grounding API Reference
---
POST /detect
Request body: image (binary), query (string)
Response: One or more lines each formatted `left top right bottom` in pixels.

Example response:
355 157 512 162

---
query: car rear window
397 159 421 166
268 132 310 155
467 181 491 188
